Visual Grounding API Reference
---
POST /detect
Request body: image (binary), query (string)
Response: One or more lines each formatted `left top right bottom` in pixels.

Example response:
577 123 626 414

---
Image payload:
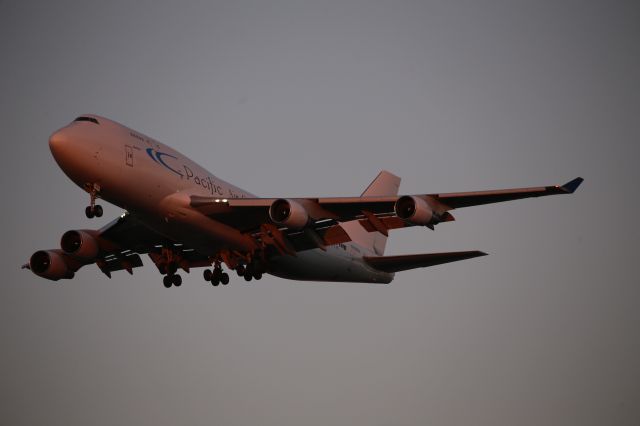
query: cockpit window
73 116 99 124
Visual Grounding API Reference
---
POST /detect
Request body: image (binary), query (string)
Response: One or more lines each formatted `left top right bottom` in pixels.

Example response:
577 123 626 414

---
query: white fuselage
48 115 393 283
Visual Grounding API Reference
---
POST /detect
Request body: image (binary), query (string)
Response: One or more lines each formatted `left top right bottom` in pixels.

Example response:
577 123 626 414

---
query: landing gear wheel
212 268 222 281
94 204 103 217
221 272 229 285
203 269 212 281
172 274 182 287
85 206 94 218
236 265 245 276
163 275 172 288
253 272 263 280
211 276 220 286
244 273 253 282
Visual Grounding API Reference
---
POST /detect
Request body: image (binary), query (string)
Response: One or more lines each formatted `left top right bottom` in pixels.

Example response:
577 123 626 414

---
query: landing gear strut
84 183 103 218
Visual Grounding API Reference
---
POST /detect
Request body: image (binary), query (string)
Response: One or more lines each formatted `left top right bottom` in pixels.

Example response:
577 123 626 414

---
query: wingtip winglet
560 177 584 194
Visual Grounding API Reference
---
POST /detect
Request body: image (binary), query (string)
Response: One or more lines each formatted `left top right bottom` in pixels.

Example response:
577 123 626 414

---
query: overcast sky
1 1 639 425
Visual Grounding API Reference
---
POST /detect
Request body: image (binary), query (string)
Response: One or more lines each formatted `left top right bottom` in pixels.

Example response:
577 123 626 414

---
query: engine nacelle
29 250 73 281
394 195 434 225
269 199 309 230
61 230 99 260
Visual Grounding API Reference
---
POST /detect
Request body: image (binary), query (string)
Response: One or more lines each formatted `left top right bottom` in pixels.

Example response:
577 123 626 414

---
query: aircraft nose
49 128 70 159
48 124 99 185
49 128 65 149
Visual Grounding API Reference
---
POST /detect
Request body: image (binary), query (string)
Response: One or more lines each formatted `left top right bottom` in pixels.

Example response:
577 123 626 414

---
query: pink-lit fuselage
49 116 257 256
46 114 396 284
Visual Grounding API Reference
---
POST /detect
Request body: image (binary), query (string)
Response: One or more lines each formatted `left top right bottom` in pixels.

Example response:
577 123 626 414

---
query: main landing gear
163 273 182 288
161 262 183 288
154 248 185 289
235 263 263 282
84 183 103 218
203 264 229 287
201 263 263 286
164 253 268 288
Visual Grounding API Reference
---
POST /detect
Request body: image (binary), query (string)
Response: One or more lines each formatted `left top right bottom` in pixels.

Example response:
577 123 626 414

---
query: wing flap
98 253 144 273
364 250 487 273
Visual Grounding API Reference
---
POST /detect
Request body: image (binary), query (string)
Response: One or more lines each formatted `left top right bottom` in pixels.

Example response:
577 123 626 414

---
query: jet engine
269 199 309 230
29 250 74 281
61 230 100 260
394 195 434 225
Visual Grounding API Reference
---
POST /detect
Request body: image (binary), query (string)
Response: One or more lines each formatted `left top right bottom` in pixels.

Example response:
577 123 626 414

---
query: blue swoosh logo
146 148 183 177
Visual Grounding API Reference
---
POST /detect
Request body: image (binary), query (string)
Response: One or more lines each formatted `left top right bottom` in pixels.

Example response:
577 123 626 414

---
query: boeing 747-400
23 115 583 287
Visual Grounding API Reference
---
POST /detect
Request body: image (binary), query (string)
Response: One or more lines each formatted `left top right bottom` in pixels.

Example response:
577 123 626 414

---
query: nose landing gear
85 205 103 218
84 183 103 218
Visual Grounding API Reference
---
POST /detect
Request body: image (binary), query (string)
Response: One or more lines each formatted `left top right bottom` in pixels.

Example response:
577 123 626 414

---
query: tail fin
342 170 401 255
361 170 401 197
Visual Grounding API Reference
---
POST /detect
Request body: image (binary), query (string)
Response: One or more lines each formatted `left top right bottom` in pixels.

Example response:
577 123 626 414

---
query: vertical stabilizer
342 171 401 256
361 170 401 197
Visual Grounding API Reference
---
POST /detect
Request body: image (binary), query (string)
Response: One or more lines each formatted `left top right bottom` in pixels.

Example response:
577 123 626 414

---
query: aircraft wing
64 213 210 277
99 213 167 253
429 176 584 209
191 177 583 236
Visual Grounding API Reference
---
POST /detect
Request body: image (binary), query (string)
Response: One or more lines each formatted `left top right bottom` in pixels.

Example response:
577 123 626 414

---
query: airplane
23 114 583 288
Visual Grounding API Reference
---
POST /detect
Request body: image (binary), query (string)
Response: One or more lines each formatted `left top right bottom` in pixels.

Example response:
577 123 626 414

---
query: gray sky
1 1 639 425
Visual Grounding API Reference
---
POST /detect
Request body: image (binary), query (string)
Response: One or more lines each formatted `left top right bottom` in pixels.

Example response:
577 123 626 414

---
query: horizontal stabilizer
364 250 487 273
